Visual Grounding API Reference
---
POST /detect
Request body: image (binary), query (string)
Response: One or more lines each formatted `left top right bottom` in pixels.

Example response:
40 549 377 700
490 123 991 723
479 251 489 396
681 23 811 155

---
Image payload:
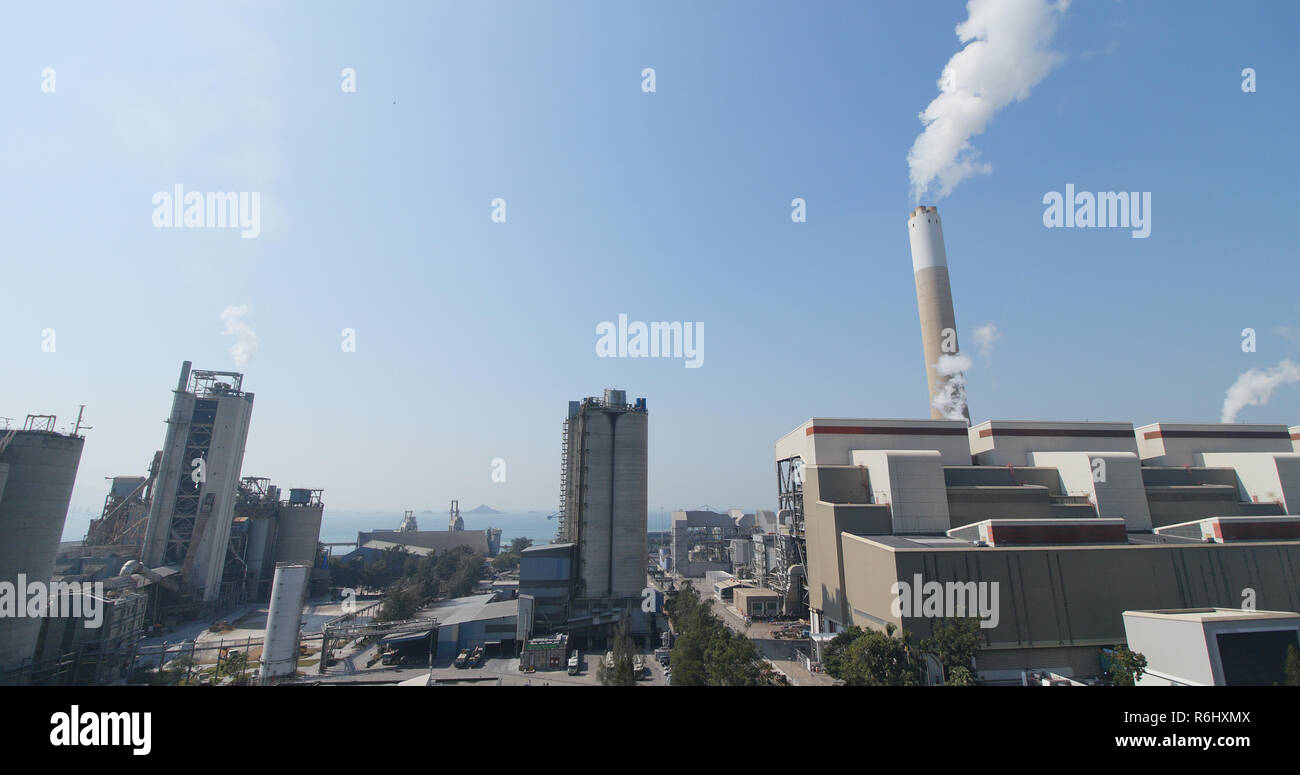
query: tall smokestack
908 205 969 421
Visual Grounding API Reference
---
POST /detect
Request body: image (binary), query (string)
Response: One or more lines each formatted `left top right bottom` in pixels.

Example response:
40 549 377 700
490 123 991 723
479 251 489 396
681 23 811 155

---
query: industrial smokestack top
907 205 948 273
907 205 969 421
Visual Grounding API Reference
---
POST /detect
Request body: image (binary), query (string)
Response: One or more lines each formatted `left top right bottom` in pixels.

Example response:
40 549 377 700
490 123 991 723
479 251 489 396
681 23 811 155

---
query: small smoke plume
933 352 973 420
907 0 1071 200
1221 359 1300 423
972 322 1001 366
220 305 259 368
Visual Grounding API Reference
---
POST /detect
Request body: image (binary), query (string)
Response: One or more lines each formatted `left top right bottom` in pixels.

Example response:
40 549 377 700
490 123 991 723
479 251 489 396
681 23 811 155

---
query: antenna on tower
72 405 92 436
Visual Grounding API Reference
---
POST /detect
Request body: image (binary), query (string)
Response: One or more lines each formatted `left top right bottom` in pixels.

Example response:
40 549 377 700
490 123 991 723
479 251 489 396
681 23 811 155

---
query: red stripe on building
806 425 967 436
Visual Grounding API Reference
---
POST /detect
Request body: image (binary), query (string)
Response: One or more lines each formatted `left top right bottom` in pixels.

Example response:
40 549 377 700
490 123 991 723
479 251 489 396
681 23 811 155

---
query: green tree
822 624 923 686
220 650 249 682
510 537 534 554
663 583 772 686
919 617 981 685
1102 645 1147 686
598 620 638 686
1283 644 1300 686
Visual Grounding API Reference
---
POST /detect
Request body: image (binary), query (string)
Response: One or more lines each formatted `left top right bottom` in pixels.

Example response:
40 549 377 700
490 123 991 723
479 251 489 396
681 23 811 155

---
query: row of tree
325 545 485 622
663 583 775 686
490 537 535 573
822 619 1157 686
822 619 981 686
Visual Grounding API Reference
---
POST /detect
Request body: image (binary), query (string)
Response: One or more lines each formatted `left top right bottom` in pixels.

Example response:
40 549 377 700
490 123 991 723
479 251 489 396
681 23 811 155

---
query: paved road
685 578 834 686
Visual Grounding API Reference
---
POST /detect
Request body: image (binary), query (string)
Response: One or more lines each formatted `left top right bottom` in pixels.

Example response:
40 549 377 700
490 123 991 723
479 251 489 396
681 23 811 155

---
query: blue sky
2 1 1298 538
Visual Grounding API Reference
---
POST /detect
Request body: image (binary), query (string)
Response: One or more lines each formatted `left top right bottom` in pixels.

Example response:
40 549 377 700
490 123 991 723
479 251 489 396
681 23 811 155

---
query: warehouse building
425 594 520 659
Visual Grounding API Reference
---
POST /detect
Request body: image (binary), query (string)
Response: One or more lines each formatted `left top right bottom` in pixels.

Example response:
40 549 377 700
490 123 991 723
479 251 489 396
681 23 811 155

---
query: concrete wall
970 421 1138 466
1200 452 1300 514
802 465 892 624
1028 451 1151 531
1136 423 1292 466
775 419 971 466
832 535 1300 674
0 431 85 676
851 450 951 533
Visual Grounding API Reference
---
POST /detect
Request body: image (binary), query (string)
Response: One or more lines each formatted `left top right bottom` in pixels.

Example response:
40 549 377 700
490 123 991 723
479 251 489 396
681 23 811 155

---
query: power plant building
777 417 1300 682
766 205 1300 683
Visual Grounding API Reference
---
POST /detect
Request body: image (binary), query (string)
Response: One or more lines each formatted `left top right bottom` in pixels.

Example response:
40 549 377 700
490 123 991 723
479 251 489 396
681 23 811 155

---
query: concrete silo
558 389 648 600
0 419 85 677
260 563 309 684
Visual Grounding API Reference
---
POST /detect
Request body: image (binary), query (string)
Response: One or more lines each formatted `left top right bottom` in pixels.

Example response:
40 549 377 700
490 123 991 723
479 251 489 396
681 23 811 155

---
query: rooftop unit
1136 422 1292 466
947 518 1130 547
1154 516 1300 543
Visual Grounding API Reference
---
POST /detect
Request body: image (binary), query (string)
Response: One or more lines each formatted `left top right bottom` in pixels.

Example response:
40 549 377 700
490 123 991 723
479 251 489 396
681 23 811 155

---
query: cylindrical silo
0 429 85 678
261 563 309 684
908 205 970 421
569 392 648 600
609 406 648 598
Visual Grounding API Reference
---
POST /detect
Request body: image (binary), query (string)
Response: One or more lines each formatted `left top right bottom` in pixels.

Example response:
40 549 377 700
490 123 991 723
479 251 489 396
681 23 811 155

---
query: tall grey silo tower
557 389 648 600
0 416 85 678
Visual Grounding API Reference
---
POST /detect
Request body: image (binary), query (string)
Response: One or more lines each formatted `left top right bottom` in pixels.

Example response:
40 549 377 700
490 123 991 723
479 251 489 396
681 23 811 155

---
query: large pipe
908 205 969 421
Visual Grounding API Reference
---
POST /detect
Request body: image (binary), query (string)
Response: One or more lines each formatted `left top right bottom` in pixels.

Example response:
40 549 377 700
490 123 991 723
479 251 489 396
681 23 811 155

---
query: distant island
466 504 503 514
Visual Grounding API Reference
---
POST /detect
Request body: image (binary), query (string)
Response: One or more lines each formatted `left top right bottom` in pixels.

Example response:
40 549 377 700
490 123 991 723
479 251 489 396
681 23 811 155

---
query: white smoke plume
220 304 259 368
972 322 1002 366
1221 359 1300 423
933 352 973 420
907 0 1071 201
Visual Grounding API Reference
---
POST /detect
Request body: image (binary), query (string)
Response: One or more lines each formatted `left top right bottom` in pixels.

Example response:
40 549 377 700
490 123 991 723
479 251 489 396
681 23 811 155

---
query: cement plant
3 201 1299 690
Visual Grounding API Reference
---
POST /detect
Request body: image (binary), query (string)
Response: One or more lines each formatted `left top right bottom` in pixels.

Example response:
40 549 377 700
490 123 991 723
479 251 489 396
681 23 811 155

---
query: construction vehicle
469 645 485 667
567 650 582 675
633 654 648 680
454 649 470 669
